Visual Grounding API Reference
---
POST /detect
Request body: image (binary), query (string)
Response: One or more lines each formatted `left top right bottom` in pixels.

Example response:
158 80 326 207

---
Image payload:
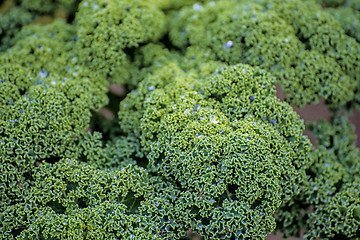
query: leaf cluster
0 0 359 239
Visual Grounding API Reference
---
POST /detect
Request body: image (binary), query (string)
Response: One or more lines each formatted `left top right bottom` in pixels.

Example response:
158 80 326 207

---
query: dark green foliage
119 62 312 239
145 0 210 10
0 88 91 239
78 132 145 169
275 117 360 239
268 0 360 109
16 0 78 14
269 0 360 90
75 0 166 85
316 0 360 9
170 1 301 68
326 6 360 42
0 7 34 51
0 158 171 239
169 0 359 109
316 0 346 7
0 20 109 110
280 50 355 108
17 0 57 13
130 43 183 89
0 18 111 240
1 0 359 239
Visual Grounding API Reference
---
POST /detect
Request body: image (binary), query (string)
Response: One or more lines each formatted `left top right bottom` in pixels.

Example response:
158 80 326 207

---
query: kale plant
0 0 359 239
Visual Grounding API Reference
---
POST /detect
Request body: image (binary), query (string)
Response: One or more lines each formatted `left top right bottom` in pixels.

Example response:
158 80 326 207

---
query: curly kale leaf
119 62 312 239
275 116 360 239
169 0 358 109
